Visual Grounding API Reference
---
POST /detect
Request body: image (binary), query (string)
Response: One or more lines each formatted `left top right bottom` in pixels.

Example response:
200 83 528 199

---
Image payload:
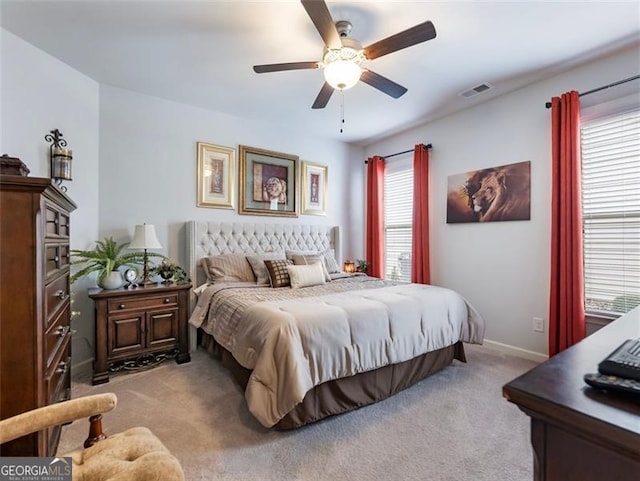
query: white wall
1 29 100 365
97 84 364 270
364 44 640 358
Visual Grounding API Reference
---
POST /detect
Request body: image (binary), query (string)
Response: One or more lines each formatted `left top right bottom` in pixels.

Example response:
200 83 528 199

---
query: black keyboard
598 338 640 382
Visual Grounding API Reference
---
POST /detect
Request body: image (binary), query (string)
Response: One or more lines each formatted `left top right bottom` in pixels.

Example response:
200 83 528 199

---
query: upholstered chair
0 393 184 481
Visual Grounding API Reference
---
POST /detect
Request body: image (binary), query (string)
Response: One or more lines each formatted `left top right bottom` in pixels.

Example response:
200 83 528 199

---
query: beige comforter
191 278 485 427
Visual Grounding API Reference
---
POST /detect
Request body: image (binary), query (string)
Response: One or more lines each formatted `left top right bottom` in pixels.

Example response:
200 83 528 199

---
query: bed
186 221 485 429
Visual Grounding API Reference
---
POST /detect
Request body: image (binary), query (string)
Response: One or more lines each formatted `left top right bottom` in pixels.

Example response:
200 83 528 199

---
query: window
384 157 413 282
581 108 640 315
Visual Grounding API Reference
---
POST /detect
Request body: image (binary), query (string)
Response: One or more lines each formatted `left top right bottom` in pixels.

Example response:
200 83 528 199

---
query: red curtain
549 91 585 356
411 144 430 284
366 155 385 278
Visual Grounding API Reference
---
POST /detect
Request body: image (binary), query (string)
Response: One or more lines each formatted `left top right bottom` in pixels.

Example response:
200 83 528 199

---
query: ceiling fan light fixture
324 60 362 90
322 43 364 91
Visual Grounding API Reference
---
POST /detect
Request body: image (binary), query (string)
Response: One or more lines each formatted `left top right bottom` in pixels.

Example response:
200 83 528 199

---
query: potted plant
356 259 369 274
70 237 162 289
149 259 189 284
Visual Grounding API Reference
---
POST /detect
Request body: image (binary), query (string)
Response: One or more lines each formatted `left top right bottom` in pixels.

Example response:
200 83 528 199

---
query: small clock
124 268 139 288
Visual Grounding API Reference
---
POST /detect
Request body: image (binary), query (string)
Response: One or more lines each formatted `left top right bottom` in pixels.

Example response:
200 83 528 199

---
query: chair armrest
0 393 117 445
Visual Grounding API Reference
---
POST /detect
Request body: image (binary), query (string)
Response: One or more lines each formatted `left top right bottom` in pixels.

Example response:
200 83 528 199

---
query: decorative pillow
201 254 255 283
246 252 286 285
290 254 331 282
287 263 326 289
264 259 294 288
285 249 318 260
320 249 340 274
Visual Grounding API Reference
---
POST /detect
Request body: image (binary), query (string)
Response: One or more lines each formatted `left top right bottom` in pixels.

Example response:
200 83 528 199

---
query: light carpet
59 344 538 481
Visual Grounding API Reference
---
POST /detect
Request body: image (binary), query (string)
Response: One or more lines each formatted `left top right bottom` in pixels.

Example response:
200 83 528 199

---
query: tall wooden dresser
0 175 77 456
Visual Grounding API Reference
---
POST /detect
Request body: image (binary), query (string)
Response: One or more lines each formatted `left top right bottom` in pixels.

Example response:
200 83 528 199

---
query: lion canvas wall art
446 160 531 223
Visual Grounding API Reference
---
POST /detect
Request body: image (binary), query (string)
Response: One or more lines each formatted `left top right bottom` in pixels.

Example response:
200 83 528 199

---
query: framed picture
238 145 299 217
301 161 327 216
196 142 235 209
446 160 531 223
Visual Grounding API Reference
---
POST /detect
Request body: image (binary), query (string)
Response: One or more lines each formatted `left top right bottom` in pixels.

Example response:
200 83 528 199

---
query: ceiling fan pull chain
340 90 345 134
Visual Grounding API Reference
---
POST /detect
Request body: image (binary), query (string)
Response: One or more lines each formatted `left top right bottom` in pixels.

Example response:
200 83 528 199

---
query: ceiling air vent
459 82 494 99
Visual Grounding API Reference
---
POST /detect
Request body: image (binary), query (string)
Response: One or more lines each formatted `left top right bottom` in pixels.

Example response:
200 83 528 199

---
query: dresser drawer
45 274 70 327
45 243 71 279
46 336 71 403
45 303 71 370
107 294 178 313
44 202 70 239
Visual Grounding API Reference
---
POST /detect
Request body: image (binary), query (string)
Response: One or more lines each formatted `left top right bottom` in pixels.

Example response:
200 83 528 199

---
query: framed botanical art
238 145 299 217
196 142 235 209
301 161 327 216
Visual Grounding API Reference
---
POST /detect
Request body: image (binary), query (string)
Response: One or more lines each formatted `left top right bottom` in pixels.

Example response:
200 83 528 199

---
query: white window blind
581 108 640 315
384 158 413 282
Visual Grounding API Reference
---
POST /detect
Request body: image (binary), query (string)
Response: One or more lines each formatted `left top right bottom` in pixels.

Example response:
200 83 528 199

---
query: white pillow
287 263 326 289
289 253 331 282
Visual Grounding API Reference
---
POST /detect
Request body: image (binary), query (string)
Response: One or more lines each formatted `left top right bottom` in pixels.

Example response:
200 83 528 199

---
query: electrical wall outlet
533 317 544 332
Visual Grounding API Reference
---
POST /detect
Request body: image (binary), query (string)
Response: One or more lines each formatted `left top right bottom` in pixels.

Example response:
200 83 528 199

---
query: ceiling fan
253 0 437 109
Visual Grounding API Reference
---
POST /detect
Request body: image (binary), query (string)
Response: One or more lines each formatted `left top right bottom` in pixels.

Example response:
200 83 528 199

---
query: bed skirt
201 332 466 429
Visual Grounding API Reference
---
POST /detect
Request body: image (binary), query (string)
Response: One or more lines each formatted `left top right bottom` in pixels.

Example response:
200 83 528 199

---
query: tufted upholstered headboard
186 221 340 289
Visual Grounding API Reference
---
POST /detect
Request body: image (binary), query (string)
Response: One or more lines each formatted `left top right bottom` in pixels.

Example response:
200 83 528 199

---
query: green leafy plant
149 259 190 284
356 259 369 274
70 237 163 284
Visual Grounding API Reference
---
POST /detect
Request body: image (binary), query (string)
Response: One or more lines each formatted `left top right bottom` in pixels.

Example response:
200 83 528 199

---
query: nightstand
89 283 192 385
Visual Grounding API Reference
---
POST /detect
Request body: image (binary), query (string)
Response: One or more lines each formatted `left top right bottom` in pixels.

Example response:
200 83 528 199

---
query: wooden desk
503 309 640 481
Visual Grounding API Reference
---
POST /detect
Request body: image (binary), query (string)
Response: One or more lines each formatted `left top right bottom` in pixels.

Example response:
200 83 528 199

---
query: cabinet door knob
56 290 67 300
54 256 60 262
119 304 126 309
164 298 171 303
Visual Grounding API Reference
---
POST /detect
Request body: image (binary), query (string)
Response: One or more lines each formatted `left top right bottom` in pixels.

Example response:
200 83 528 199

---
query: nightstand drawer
45 274 70 327
107 294 178 313
45 303 71 370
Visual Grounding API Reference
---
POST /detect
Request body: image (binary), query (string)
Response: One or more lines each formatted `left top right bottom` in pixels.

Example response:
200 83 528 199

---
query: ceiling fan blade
312 82 334 109
360 70 408 99
301 0 342 50
253 61 320 74
364 20 436 60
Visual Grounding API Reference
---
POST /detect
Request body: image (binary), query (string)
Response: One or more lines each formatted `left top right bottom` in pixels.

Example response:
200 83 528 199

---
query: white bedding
190 278 485 427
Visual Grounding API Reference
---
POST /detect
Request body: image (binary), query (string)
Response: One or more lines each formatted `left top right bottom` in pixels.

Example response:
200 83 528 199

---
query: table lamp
129 223 162 286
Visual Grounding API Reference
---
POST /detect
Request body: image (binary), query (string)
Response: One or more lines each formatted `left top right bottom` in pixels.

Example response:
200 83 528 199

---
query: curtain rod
364 143 432 163
545 74 640 108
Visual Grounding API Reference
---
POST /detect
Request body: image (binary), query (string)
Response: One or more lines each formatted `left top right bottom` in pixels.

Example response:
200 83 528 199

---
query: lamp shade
129 224 162 249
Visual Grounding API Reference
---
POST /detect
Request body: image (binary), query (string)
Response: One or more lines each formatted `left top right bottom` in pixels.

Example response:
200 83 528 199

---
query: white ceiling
2 1 639 145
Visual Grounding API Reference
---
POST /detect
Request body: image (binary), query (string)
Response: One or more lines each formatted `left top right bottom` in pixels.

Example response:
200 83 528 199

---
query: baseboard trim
482 338 548 363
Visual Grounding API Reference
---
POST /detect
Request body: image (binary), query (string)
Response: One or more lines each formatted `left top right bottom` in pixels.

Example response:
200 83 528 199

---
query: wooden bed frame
185 220 465 428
